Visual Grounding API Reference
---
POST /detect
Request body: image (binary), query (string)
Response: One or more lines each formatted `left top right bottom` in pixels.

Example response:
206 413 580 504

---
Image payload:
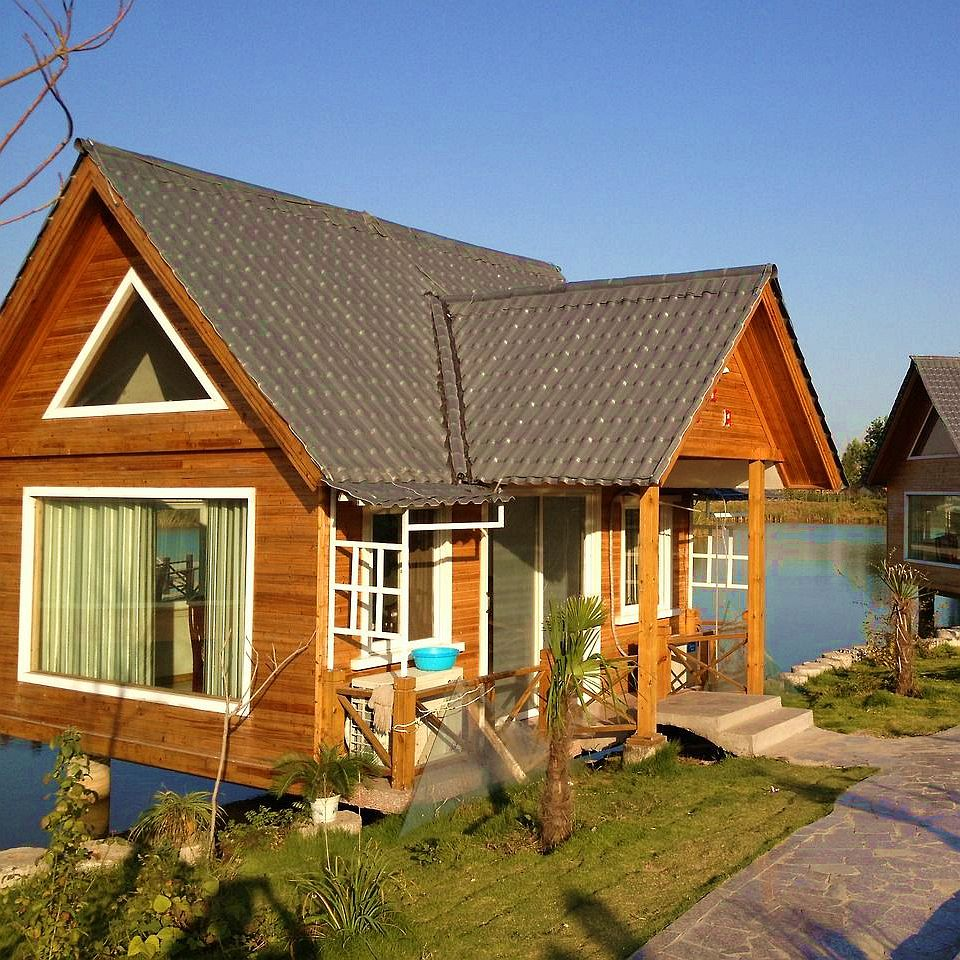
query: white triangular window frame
909 406 958 459
44 268 227 419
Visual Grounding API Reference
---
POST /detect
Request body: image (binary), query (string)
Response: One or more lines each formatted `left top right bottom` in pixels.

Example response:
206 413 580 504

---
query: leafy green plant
7 729 95 960
540 594 607 852
272 745 377 802
218 803 299 860
292 843 404 940
129 790 220 850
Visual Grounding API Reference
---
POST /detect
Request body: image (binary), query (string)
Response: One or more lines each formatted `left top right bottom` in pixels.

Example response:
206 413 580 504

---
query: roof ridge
446 264 773 307
77 139 564 276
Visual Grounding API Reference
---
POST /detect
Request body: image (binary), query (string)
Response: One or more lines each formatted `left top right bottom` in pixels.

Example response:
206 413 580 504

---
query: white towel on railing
369 685 395 735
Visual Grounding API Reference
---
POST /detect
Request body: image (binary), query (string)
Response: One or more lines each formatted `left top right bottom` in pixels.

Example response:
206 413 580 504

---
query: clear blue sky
2 1 958 449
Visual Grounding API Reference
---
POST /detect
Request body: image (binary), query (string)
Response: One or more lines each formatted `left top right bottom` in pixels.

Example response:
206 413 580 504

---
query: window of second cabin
907 495 960 566
621 502 673 619
910 410 957 458
70 292 209 407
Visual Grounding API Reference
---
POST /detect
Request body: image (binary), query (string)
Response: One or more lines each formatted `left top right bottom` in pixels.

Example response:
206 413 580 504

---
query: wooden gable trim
757 282 842 490
82 160 323 489
0 164 104 414
664 280 842 490
0 156 322 488
867 365 931 485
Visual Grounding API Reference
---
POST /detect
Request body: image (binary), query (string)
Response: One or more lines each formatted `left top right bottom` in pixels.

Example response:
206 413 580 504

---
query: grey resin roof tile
78 140 562 485
912 356 960 451
447 266 773 484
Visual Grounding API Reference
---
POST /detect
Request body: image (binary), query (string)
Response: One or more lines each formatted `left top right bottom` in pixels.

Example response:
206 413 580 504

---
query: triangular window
45 269 226 419
910 408 957 458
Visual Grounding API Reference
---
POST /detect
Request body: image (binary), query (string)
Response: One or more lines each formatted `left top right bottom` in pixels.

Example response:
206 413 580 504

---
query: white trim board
43 267 228 419
18 485 256 715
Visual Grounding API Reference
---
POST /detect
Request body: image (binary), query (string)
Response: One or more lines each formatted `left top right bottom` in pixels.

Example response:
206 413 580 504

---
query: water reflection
693 523 887 675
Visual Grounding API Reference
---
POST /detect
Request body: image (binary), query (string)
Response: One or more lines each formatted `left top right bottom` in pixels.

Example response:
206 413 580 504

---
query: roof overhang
329 480 513 509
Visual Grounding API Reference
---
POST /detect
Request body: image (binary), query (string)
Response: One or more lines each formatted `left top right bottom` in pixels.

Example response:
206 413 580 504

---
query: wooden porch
319 615 762 807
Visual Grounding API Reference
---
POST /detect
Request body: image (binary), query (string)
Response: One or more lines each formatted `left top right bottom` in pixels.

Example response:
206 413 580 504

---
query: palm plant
865 556 923 697
539 594 606 852
128 789 219 849
272 744 377 803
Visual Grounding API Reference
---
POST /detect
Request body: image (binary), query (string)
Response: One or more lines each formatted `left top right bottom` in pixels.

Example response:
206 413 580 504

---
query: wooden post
319 667 347 748
918 588 935 639
625 485 666 761
314 487 333 751
538 648 551 735
391 676 417 791
747 459 766 694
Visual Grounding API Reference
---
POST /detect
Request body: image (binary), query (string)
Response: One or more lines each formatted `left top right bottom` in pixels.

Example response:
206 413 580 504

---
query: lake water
5 521 955 849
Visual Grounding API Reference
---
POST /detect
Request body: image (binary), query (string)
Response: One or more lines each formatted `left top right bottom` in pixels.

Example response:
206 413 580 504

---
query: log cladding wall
598 487 691 660
886 455 960 596
0 198 319 787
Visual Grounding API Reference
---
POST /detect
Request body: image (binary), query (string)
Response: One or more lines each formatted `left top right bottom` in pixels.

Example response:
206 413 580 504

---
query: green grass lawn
225 748 868 959
781 645 960 737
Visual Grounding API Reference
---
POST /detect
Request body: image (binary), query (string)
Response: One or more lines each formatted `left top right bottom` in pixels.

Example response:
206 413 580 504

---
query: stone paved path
634 725 960 959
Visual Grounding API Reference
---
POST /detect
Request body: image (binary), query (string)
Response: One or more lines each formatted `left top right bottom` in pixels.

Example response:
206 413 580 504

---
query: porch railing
666 623 748 694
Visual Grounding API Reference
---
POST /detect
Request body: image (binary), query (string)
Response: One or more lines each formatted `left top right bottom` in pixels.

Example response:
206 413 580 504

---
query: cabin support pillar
918 588 935 639
625 484 666 762
747 459 766 694
80 757 111 839
391 676 417 792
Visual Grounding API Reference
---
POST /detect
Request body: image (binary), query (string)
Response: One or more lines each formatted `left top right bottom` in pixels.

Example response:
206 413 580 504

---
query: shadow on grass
541 888 640 960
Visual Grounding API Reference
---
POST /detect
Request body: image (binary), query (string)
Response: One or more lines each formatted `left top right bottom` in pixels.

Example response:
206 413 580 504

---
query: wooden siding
0 197 276 458
0 193 320 787
886 454 960 597
671 291 842 491
0 451 320 787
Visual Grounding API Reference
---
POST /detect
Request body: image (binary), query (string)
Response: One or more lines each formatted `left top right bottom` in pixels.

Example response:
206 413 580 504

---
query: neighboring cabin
0 140 842 797
868 356 960 633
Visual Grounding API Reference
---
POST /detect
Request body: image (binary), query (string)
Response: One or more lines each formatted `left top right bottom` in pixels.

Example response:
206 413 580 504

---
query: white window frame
617 498 677 624
18 486 256 714
903 491 960 568
43 267 228 420
350 507 457 670
907 407 959 461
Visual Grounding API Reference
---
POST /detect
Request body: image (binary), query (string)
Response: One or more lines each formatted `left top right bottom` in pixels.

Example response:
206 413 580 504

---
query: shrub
218 803 299 860
129 790 220 851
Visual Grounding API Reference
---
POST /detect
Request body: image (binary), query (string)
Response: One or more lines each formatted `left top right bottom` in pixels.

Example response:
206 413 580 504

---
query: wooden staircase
657 691 814 757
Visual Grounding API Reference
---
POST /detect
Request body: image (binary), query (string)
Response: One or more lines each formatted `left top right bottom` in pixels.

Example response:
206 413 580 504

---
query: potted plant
272 745 376 825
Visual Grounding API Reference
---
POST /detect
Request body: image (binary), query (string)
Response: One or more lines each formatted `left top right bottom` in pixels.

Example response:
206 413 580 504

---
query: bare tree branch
0 0 134 226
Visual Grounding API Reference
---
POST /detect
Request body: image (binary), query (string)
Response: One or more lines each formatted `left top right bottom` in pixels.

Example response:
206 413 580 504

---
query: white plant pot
311 795 340 825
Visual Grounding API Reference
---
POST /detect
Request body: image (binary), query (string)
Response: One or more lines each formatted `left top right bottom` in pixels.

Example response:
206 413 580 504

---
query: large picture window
906 494 960 566
19 488 254 711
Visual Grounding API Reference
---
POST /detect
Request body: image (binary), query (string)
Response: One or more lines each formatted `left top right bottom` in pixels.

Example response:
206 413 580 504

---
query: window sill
614 608 681 626
16 670 247 715
350 640 465 672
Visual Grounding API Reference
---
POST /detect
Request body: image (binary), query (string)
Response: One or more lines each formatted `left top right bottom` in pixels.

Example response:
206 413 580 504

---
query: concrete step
657 692 782 744
719 707 815 757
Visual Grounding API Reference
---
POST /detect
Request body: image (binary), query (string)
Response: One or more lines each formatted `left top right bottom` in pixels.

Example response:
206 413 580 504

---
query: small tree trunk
540 694 573 852
892 598 920 697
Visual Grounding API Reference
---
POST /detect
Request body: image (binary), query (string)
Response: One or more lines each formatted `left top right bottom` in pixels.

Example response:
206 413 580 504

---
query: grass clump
782 646 960 736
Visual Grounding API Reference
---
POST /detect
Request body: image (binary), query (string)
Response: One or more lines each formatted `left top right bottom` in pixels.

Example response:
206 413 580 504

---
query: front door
488 495 586 715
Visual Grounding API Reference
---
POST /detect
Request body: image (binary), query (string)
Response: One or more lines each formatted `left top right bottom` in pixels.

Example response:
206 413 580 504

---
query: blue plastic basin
411 645 460 671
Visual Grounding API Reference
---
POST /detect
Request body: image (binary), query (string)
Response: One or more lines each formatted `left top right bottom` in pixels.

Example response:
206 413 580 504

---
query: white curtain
203 500 248 698
39 499 155 685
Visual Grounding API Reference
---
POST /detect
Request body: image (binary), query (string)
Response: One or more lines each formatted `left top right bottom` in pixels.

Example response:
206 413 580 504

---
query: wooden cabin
0 141 842 798
868 356 960 634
